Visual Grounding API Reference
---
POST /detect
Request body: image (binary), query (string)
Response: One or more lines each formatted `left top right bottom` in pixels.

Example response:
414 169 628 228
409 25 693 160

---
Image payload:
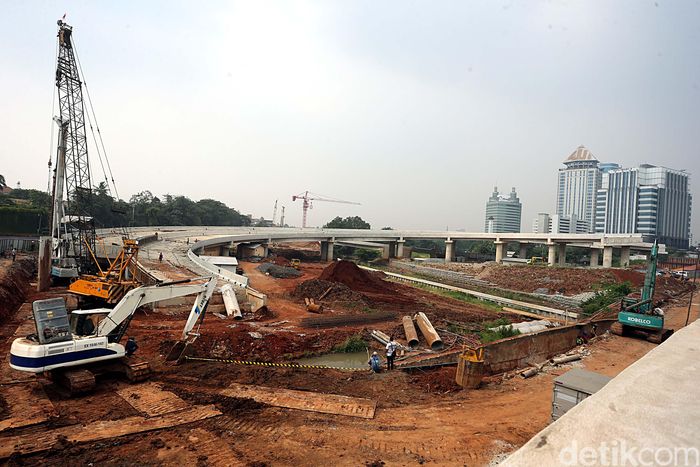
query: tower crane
292 191 361 228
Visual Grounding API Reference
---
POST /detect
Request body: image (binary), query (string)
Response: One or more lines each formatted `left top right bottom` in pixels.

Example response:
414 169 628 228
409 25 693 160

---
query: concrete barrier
187 249 249 288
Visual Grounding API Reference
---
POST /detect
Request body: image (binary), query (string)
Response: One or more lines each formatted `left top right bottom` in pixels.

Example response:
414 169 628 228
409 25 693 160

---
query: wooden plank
0 405 221 459
0 383 55 432
222 383 376 419
116 382 190 416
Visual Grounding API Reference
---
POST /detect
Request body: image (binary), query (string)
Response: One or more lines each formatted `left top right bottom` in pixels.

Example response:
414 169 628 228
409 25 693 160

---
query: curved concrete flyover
107 226 663 269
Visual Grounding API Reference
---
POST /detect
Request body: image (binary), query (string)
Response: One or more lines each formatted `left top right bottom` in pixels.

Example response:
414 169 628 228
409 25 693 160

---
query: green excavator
610 241 673 344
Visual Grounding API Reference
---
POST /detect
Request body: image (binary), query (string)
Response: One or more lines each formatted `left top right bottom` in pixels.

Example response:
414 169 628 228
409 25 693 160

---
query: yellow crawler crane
69 238 142 305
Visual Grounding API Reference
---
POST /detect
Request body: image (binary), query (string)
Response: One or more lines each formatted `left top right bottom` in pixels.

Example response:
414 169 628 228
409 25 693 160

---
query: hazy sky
2 1 699 239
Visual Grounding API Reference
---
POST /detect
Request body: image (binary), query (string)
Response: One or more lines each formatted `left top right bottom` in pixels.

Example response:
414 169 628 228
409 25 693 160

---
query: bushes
333 334 368 353
581 281 633 315
479 324 520 343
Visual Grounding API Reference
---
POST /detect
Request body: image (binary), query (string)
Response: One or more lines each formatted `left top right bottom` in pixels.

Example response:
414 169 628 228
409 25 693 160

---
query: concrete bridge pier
494 240 506 263
620 246 631 268
445 240 454 263
320 240 335 262
603 246 613 268
557 243 567 266
547 242 557 266
396 239 405 259
385 241 397 260
590 249 600 267
262 239 271 258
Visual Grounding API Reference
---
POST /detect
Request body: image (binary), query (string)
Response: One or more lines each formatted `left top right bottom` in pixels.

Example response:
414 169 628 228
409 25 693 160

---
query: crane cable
48 40 58 194
72 39 120 201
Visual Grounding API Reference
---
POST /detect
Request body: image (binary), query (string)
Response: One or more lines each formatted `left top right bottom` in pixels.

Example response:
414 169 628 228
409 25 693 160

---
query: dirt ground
0 254 697 466
414 261 692 299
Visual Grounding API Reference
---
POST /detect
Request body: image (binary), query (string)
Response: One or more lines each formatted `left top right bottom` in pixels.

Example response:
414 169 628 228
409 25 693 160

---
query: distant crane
292 191 360 228
272 199 278 226
280 206 286 227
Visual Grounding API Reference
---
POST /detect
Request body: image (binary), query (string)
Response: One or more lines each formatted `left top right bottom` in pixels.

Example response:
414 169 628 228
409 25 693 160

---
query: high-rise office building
556 146 602 233
595 164 692 249
485 186 522 233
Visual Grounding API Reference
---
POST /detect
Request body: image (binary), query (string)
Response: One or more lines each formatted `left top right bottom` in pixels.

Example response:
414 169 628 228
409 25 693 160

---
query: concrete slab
502 320 700 466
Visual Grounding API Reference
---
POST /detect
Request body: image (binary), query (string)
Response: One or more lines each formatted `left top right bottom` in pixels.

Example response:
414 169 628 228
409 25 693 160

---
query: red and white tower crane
292 191 360 228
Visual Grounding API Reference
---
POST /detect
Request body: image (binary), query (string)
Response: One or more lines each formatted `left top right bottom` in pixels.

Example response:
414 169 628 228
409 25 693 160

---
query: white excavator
10 276 216 393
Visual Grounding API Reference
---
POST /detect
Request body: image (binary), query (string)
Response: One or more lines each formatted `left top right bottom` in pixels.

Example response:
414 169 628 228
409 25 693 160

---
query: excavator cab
69 309 110 337
32 298 72 344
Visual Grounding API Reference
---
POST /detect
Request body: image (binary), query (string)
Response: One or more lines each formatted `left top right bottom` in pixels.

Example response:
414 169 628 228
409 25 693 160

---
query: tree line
0 179 250 235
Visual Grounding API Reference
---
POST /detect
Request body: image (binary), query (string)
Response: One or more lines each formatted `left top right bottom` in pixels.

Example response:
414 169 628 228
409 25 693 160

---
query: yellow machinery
455 346 485 389
290 258 301 269
69 238 142 305
528 256 545 265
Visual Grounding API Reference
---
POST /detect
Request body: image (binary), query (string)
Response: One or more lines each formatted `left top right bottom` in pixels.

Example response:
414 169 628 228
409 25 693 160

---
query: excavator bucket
165 340 194 363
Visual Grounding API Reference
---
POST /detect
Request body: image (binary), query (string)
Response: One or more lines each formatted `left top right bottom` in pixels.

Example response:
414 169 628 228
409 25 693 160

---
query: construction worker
368 351 381 373
386 336 399 370
125 336 138 357
158 252 163 262
11 247 16 262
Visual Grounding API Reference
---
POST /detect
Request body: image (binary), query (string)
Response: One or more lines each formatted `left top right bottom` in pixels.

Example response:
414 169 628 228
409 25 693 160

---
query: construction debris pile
257 263 302 278
293 279 367 305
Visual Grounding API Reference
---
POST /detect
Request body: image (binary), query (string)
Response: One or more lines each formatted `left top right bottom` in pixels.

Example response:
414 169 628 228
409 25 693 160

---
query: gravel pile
257 263 302 278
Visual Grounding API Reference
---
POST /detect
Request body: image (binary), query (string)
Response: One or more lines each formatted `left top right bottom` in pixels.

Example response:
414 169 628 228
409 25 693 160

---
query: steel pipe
402 316 419 348
414 312 443 350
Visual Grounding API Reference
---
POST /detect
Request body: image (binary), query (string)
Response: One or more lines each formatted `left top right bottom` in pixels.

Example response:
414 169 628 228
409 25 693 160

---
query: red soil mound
318 260 393 293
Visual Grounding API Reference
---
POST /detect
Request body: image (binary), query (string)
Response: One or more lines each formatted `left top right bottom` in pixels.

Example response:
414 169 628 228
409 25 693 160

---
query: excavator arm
97 277 216 339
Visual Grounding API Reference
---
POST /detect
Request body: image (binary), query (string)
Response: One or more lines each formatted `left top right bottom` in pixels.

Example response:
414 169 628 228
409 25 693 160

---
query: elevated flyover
111 226 661 269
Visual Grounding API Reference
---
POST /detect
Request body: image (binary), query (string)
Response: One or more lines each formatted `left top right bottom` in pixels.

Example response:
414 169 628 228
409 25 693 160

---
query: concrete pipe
550 354 581 365
221 284 243 320
414 312 443 350
520 367 539 378
402 316 419 348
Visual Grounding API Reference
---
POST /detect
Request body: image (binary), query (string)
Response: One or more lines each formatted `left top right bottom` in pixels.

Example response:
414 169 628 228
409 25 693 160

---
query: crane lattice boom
291 191 360 228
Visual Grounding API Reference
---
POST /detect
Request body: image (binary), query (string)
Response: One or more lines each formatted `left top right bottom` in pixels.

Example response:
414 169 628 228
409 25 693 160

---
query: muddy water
296 351 370 369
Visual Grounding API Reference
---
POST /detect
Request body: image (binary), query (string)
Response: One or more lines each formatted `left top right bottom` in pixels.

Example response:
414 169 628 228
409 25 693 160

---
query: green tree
324 216 371 229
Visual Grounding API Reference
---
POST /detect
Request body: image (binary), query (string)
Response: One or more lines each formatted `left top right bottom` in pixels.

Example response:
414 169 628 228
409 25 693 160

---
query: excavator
610 241 674 344
10 276 215 394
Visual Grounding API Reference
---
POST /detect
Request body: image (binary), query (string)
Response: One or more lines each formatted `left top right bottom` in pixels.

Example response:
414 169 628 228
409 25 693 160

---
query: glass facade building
557 146 601 233
485 187 522 233
595 165 692 249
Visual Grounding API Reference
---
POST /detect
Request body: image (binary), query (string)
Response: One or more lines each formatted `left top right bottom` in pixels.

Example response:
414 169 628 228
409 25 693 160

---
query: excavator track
54 369 96 395
122 359 151 383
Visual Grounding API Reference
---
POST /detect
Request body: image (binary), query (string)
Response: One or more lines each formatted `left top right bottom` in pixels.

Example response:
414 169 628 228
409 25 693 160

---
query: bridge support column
444 240 454 263
320 240 335 262
385 241 397 259
262 239 271 258
603 246 613 268
494 241 506 264
620 246 631 268
548 243 556 266
590 249 600 267
396 239 405 259
558 243 567 266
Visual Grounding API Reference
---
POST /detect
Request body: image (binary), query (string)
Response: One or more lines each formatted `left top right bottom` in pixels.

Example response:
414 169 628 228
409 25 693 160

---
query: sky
1 0 699 240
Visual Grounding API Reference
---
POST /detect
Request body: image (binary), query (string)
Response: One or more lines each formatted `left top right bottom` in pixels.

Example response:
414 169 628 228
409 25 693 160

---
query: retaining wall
483 321 613 374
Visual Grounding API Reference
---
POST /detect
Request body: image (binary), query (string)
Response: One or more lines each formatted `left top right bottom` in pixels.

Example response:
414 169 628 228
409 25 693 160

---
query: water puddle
296 351 369 369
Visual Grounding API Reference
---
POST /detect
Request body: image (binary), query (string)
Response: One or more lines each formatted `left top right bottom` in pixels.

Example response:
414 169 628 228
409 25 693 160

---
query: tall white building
595 164 692 249
556 146 602 233
484 187 522 233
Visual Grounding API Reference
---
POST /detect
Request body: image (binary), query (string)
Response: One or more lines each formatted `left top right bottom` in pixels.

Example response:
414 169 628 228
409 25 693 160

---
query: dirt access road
0 261 696 465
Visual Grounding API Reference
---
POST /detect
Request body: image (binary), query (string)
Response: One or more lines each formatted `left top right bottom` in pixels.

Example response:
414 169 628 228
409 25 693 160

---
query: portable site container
551 368 612 421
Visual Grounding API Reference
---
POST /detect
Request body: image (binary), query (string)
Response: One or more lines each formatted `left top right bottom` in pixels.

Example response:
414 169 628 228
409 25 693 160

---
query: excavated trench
0 258 36 326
